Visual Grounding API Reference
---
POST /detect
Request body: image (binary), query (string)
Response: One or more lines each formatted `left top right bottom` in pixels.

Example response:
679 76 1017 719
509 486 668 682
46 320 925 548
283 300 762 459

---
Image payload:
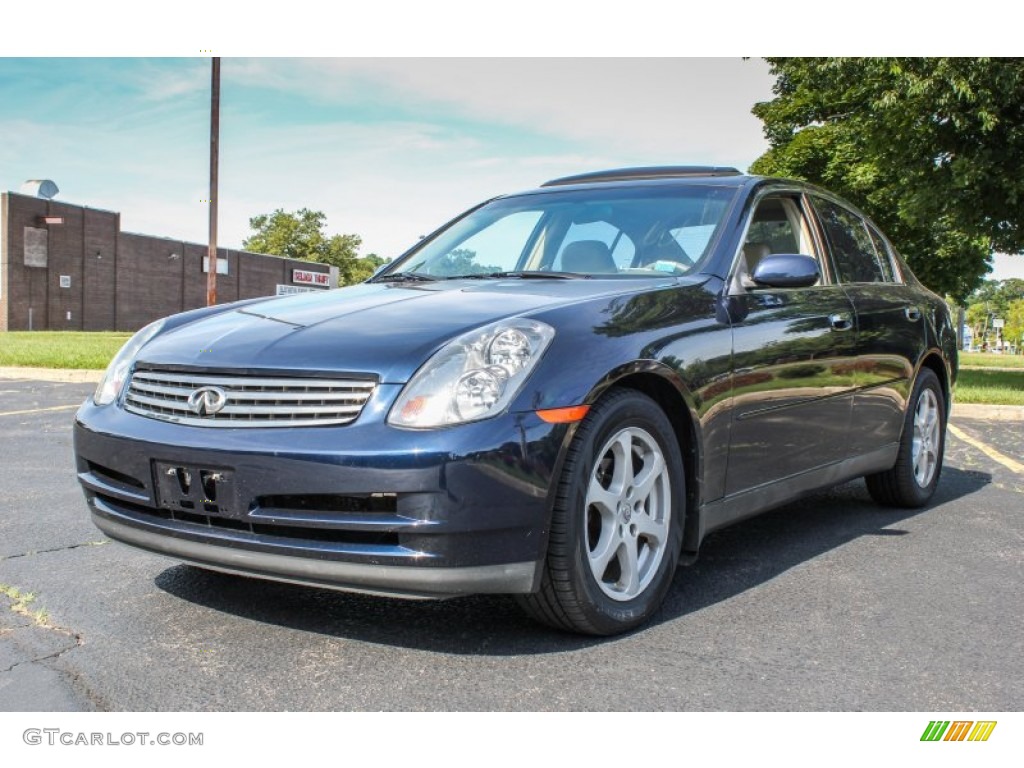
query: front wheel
518 388 685 635
865 367 946 508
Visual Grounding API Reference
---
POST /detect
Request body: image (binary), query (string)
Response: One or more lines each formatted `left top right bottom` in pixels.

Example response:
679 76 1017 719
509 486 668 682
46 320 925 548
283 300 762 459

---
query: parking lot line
0 404 80 418
948 423 1024 475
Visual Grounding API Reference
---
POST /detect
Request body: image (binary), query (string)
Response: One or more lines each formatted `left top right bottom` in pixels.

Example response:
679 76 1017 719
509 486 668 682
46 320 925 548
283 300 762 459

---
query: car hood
136 278 684 383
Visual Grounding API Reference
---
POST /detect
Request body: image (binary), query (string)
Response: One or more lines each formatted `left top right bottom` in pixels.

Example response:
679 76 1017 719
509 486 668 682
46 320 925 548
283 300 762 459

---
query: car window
866 224 898 283
813 198 889 284
740 194 821 283
746 205 800 254
671 224 717 260
428 210 544 276
554 221 636 270
392 185 737 279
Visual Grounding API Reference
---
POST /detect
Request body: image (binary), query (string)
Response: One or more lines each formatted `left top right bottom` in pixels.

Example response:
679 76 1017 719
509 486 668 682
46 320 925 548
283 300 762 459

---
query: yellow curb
948 423 1024 475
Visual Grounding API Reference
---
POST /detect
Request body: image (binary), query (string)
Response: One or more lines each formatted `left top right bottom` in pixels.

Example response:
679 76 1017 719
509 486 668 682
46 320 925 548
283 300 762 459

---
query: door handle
905 306 922 322
829 313 853 331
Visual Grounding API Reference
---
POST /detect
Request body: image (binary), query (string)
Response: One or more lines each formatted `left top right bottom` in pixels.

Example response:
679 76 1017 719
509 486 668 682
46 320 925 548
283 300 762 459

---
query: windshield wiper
459 271 589 280
371 271 440 283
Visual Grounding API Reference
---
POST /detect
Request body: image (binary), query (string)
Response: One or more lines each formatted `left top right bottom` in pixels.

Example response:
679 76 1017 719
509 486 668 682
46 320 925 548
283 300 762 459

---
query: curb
0 367 104 384
951 403 1024 422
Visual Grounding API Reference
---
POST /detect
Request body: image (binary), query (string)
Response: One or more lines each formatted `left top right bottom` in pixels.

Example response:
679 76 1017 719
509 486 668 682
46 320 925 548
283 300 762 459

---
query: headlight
93 319 166 405
389 319 555 428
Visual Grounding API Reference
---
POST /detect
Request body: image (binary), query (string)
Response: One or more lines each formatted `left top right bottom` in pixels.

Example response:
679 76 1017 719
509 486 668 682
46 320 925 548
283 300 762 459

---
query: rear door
809 198 923 457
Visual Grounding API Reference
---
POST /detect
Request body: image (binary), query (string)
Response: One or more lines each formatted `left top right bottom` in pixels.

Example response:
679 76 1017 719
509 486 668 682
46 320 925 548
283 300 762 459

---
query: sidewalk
952 403 1024 421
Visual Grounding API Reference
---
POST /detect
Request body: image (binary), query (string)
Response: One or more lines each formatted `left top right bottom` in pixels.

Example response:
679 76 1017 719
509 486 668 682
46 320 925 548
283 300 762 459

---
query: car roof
542 166 744 186
501 166 765 200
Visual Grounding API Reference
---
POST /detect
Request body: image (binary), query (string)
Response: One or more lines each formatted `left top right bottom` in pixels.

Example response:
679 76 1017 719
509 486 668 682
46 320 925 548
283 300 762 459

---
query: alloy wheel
584 426 672 601
912 388 941 488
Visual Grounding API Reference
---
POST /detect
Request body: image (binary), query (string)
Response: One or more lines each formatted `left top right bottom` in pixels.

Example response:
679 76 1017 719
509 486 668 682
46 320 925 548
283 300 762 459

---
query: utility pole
206 57 220 306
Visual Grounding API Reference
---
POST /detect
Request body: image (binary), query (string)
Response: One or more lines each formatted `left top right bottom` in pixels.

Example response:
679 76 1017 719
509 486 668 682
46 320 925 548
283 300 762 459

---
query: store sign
276 284 317 296
202 256 230 275
292 269 330 287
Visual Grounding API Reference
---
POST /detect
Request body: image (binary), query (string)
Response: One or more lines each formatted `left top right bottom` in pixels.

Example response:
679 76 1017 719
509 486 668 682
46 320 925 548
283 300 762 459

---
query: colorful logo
921 720 997 742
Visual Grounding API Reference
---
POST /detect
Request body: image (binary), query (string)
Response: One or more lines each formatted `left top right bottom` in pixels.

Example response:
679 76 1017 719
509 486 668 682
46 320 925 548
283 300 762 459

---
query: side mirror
751 254 820 289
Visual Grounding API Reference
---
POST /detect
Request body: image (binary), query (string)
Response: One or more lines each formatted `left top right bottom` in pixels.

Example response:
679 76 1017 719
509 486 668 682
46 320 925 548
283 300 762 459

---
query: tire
518 388 685 635
865 368 946 508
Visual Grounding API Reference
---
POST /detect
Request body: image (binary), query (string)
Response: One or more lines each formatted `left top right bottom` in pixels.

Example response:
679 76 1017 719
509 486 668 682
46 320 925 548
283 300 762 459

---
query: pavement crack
0 584 85 673
0 539 108 562
1 637 82 675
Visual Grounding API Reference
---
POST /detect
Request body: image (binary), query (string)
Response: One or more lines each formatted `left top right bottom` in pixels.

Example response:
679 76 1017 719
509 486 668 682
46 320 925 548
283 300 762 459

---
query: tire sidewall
559 392 685 633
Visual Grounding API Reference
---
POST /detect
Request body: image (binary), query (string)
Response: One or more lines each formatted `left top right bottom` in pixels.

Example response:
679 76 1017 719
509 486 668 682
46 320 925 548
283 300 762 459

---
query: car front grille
123 369 377 428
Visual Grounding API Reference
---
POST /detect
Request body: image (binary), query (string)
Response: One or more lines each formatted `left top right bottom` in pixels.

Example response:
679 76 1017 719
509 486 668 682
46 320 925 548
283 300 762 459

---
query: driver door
724 193 857 497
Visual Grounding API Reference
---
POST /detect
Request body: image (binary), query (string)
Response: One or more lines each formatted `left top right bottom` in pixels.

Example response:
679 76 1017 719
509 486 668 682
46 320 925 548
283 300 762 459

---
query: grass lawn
0 331 130 369
960 352 1024 369
956 368 1024 405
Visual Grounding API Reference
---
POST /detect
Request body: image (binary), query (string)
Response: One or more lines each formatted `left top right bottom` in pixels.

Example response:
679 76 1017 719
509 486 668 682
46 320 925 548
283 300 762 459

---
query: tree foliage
1006 299 1024 349
750 58 1024 302
242 208 386 286
964 277 1024 347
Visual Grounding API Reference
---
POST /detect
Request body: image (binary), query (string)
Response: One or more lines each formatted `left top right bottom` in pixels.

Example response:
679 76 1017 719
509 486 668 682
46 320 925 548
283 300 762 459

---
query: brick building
0 190 334 332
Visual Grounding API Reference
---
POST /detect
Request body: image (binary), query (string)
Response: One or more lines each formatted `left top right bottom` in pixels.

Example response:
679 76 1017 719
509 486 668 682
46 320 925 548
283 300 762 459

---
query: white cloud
3 58 776 260
239 58 774 164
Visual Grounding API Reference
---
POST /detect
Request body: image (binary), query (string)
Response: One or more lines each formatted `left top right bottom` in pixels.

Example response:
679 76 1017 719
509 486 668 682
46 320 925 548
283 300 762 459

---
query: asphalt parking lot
1 377 1021 711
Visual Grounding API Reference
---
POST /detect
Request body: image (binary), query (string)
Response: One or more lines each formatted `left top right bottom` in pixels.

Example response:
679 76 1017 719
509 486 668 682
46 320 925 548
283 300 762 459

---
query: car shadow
154 466 990 655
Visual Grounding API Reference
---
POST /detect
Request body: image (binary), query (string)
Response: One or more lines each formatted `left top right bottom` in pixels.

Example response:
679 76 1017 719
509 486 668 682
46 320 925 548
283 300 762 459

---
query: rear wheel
518 388 685 635
866 367 946 508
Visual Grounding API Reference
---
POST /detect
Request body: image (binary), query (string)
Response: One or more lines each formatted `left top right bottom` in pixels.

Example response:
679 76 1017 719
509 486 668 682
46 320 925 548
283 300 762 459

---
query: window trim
865 222 906 285
727 187 834 295
809 194 896 286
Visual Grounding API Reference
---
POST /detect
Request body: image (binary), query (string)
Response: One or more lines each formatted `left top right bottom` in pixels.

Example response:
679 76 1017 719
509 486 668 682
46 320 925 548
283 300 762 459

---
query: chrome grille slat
216 403 363 416
126 392 191 410
129 381 194 398
131 372 375 390
124 370 376 428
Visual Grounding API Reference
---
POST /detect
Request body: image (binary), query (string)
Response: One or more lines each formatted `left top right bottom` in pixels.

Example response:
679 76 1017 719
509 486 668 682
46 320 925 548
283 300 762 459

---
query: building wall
1 192 331 332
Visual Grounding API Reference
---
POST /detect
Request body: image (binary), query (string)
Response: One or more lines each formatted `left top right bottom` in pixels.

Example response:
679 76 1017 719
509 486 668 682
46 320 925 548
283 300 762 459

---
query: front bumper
74 391 569 598
91 507 539 598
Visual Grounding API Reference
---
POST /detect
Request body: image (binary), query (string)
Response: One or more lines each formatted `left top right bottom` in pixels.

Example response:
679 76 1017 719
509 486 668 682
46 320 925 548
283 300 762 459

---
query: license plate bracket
154 461 239 517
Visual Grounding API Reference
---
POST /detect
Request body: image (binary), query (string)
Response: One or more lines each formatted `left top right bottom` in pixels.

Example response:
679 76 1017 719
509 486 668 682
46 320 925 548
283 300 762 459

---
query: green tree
750 58 1024 302
1005 299 1024 352
966 302 992 347
243 208 380 287
243 208 327 261
964 277 1024 348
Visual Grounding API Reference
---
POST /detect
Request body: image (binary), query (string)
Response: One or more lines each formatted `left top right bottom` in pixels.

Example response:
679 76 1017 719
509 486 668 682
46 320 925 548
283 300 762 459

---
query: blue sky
2 57 1022 280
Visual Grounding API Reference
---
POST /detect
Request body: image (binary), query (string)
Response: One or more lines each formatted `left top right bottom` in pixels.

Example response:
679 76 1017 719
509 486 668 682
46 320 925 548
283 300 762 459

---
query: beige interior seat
743 241 771 275
561 240 618 274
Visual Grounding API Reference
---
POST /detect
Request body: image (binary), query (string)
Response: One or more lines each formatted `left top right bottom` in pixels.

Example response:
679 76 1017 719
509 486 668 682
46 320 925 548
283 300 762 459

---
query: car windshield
382 185 738 280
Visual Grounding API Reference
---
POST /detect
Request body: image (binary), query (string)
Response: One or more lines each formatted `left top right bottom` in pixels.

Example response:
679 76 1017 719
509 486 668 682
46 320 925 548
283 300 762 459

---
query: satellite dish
20 180 60 199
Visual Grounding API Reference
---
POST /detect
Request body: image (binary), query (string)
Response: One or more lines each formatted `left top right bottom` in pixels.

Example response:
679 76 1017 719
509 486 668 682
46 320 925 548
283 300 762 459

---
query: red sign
292 269 330 287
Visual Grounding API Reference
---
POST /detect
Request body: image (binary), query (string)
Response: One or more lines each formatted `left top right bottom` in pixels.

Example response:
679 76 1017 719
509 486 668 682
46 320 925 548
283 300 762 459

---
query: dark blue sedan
74 167 958 635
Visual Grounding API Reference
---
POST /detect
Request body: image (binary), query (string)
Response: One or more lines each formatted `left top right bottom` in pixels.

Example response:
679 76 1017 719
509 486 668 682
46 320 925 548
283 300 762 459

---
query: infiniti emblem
187 385 228 416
